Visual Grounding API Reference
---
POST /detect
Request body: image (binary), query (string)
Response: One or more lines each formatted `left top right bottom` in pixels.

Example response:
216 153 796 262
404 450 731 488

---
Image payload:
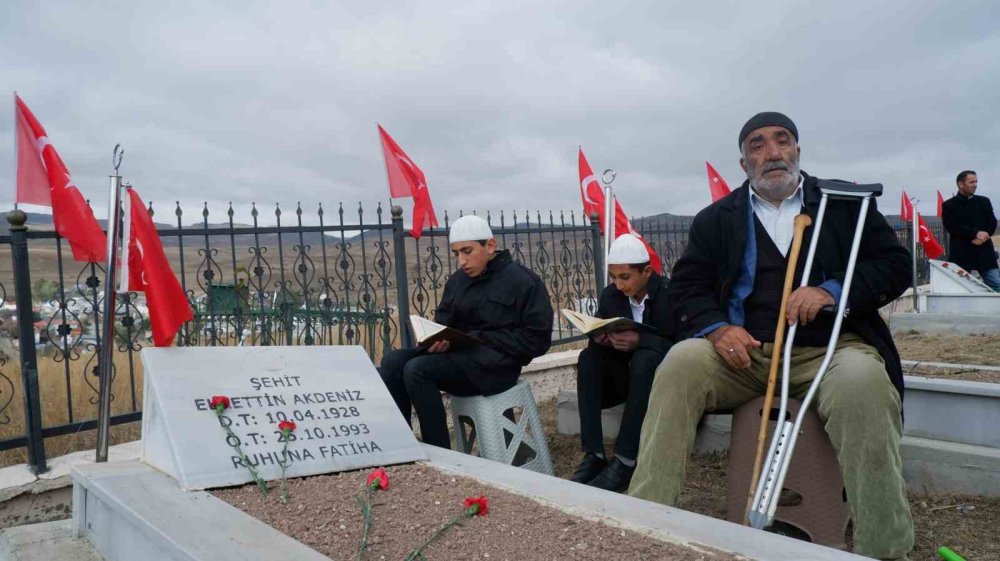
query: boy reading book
378 215 553 449
570 233 676 493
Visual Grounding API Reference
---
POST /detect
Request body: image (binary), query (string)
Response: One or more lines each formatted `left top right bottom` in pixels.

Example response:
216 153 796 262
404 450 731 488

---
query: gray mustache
761 162 789 173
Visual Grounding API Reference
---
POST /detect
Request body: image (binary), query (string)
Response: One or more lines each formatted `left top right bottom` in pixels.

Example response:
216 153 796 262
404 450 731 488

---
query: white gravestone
140 345 427 490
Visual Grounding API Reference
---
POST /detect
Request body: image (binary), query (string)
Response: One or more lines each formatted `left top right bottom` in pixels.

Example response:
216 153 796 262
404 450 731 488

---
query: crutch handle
816 179 883 198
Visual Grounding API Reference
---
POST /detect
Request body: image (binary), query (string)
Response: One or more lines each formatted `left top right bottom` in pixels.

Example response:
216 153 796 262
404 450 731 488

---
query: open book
560 309 657 336
409 315 484 349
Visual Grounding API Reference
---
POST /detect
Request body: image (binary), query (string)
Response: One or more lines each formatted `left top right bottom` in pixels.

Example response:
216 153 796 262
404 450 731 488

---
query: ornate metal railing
0 204 940 472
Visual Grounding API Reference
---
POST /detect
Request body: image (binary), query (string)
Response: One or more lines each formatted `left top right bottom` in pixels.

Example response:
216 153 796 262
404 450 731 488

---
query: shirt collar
749 174 804 209
629 294 649 307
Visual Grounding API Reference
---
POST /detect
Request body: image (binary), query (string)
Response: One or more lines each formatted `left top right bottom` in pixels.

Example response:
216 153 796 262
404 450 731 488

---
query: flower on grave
366 467 389 491
357 467 391 561
404 495 491 561
276 420 297 504
464 495 489 517
209 395 230 415
208 395 269 497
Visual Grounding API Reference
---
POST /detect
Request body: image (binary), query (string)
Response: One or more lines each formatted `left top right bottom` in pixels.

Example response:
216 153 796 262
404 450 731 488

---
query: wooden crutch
743 213 812 524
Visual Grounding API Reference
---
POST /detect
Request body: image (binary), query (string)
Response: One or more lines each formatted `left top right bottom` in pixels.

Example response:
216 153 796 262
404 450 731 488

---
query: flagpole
911 196 920 313
12 92 17 211
602 169 616 285
96 145 124 462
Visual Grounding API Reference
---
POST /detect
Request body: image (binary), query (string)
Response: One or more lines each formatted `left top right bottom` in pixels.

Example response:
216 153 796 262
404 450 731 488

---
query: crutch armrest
815 179 883 198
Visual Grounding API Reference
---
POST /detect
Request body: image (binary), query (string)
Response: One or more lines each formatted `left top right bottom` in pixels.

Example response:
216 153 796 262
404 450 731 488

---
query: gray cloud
1 0 997 226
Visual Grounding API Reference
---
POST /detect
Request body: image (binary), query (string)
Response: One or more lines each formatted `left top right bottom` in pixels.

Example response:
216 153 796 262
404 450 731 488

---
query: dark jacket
669 172 911 401
590 272 675 357
435 249 553 393
942 194 999 272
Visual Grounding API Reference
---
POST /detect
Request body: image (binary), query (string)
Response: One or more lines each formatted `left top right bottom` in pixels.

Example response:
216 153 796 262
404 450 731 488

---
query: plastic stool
449 380 555 475
726 396 851 549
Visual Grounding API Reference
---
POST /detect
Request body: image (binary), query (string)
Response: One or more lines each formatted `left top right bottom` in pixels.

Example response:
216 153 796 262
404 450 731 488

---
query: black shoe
570 453 607 484
587 457 635 492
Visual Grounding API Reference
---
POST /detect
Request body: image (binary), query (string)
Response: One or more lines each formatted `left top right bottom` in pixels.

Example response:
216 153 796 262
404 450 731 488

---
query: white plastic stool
449 380 555 475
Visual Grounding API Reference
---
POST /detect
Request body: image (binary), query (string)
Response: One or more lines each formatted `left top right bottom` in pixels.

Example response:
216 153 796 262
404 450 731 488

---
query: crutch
747 180 883 530
743 213 812 524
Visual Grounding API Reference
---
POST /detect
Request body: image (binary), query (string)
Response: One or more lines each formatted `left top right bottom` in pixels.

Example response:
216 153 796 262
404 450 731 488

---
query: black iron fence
0 203 938 472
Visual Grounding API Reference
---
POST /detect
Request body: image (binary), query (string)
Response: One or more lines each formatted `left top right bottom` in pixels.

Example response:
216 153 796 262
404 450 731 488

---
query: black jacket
434 250 553 392
942 194 999 272
590 272 675 357
669 172 911 401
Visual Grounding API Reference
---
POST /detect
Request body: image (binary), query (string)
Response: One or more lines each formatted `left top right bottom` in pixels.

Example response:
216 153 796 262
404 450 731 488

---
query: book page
409 315 445 344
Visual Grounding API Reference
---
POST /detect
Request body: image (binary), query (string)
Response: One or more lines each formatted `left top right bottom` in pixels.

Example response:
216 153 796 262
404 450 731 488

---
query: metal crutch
747 180 884 530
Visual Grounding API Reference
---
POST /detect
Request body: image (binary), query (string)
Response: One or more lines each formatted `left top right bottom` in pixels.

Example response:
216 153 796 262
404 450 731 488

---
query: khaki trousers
628 334 913 561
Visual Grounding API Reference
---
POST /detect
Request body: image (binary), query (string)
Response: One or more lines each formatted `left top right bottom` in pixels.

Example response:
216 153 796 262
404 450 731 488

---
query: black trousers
576 345 663 460
379 348 516 449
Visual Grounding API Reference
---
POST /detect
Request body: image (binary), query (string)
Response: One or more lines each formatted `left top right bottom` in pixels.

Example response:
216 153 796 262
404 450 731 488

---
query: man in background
942 170 1000 291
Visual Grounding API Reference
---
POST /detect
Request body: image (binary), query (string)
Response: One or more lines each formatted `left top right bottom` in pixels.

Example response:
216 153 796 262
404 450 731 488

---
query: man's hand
785 286 835 327
706 325 761 369
977 231 991 242
427 340 451 353
608 330 640 352
592 332 612 347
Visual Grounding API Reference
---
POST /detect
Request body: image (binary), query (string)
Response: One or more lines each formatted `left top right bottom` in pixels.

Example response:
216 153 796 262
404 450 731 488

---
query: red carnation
463 495 489 517
278 420 296 433
367 467 389 490
209 395 230 413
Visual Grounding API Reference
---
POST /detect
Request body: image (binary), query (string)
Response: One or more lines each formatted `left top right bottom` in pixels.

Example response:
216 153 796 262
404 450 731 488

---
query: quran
561 309 657 335
409 316 484 349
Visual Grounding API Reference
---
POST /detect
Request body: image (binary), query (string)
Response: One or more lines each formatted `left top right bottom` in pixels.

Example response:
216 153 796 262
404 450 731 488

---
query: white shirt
628 294 648 323
749 175 805 257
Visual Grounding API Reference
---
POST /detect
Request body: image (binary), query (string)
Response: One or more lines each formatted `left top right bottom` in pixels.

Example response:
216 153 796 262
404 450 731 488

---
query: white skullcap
448 215 494 244
607 234 650 264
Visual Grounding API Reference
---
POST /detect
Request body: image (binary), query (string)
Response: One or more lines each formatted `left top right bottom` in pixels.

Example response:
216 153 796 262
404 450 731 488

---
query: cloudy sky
1 0 997 226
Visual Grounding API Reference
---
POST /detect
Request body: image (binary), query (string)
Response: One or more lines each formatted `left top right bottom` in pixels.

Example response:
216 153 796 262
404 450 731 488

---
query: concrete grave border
70 448 865 561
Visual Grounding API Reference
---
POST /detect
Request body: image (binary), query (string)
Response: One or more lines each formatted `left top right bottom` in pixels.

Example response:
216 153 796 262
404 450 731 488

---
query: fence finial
6 209 27 230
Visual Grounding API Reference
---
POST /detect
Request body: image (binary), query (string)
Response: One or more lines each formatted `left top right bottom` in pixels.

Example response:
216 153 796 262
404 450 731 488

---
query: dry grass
0 352 143 467
895 331 1000 368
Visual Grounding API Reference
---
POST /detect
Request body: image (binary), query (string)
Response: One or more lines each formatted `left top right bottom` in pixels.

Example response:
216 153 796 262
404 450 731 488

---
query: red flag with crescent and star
577 148 662 273
937 190 945 218
123 187 193 346
705 161 732 202
377 125 439 239
901 190 944 259
15 94 106 262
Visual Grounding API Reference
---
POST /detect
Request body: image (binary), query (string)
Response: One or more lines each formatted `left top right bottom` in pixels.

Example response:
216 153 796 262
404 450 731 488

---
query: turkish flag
578 148 662 273
124 187 193 346
377 125 439 239
706 162 732 202
937 190 945 218
15 95 106 262
901 190 944 259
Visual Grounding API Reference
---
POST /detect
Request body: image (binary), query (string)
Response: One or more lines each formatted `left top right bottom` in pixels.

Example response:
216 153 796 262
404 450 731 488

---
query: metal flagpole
602 169 616 285
911 196 920 313
12 92 18 212
96 145 124 462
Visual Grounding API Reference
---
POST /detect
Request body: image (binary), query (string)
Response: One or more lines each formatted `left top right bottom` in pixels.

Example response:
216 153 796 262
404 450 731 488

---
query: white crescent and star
580 174 599 205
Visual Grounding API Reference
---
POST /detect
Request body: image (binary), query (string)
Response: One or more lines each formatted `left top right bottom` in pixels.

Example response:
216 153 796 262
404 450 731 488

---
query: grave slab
72 452 865 561
141 345 426 490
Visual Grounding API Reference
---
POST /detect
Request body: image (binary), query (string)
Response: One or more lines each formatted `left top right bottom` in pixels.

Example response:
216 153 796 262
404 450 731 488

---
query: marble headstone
140 345 426 490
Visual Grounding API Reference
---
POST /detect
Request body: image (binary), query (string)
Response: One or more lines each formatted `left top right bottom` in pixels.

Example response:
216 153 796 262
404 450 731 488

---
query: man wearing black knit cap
629 112 914 560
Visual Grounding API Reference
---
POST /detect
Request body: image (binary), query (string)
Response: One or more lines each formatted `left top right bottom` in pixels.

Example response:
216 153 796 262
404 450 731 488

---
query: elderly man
571 234 675 492
942 170 1000 291
629 112 914 560
379 215 553 449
